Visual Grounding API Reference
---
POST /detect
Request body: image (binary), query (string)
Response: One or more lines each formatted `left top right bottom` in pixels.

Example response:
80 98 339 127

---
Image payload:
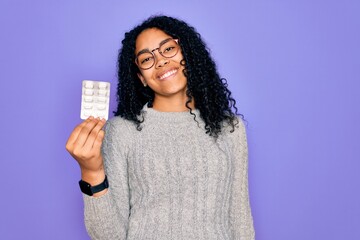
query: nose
153 50 170 68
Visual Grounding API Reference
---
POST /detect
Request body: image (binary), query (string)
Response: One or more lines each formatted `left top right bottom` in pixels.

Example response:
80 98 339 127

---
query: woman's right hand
66 117 107 187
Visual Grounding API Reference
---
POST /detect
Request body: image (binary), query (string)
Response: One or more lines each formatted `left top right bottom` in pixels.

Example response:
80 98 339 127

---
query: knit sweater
83 105 255 240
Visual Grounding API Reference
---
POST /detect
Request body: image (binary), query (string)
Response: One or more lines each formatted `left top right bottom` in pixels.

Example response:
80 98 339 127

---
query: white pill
97 113 105 118
97 97 107 103
98 89 107 96
83 104 93 109
84 96 93 102
84 89 94 95
97 104 106 110
98 82 108 89
84 81 94 89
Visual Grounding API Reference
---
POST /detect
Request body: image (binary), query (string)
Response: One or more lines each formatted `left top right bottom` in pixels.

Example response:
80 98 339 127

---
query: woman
66 15 255 240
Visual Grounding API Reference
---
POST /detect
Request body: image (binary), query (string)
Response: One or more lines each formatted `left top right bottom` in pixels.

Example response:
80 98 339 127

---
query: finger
66 117 94 147
74 118 101 148
93 129 105 151
83 119 106 151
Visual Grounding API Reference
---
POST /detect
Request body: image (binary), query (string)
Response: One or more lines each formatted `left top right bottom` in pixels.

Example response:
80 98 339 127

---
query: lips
158 68 178 80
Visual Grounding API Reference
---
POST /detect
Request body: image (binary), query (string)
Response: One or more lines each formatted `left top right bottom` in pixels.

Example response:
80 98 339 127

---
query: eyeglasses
135 38 180 70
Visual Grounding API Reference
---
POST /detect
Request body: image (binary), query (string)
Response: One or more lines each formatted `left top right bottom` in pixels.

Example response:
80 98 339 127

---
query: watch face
79 180 93 196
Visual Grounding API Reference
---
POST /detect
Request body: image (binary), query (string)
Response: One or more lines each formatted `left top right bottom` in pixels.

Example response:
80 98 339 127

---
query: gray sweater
83 105 255 240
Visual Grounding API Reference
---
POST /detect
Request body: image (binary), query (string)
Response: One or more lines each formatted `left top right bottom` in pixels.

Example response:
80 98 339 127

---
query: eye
141 58 150 64
164 46 175 53
141 57 152 64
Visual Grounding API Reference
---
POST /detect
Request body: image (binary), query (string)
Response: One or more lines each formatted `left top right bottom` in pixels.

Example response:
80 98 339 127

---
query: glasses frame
135 38 179 70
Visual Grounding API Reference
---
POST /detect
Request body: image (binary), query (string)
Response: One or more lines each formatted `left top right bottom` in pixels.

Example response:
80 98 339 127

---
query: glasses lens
137 52 154 69
160 40 179 58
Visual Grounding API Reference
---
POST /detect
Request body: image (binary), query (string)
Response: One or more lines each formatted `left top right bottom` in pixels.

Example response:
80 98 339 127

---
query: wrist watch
79 175 109 196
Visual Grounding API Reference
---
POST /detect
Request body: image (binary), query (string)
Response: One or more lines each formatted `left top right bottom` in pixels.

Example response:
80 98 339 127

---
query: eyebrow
136 38 173 57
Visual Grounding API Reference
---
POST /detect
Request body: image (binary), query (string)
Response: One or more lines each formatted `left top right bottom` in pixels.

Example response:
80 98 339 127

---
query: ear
137 72 145 84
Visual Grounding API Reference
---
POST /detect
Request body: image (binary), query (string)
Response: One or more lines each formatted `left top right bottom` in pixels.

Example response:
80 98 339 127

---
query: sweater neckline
142 104 201 124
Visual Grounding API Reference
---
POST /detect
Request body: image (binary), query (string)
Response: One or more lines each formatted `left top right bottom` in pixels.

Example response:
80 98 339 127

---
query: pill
97 113 105 118
84 96 93 102
84 82 94 89
97 104 106 110
97 97 107 103
98 82 108 89
84 89 94 95
84 104 93 109
98 89 107 96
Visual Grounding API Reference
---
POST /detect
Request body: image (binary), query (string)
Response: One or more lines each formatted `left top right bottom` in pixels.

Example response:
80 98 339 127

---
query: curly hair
115 15 243 137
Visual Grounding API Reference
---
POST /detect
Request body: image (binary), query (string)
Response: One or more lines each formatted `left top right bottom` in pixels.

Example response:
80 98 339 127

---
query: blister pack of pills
80 80 110 120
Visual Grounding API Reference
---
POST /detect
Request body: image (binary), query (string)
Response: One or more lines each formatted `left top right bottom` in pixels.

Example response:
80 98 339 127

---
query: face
135 28 187 100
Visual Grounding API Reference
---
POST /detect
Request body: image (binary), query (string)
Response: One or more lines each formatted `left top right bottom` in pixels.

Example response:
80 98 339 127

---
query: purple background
1 0 359 239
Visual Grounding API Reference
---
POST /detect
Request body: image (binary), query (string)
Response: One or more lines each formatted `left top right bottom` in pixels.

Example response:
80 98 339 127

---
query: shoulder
222 116 247 137
106 116 132 128
220 116 248 147
103 116 137 141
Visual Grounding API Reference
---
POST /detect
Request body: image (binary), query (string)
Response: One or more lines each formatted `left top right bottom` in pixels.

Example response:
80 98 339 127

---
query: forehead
135 28 172 52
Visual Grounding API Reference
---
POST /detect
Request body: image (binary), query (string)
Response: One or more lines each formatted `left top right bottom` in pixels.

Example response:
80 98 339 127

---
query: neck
152 95 195 112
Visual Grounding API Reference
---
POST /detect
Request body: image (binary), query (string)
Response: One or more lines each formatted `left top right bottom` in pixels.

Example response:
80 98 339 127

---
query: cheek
140 70 154 81
176 51 185 62
173 54 186 71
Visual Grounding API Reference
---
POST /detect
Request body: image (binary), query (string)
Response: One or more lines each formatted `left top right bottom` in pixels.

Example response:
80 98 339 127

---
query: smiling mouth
158 69 178 80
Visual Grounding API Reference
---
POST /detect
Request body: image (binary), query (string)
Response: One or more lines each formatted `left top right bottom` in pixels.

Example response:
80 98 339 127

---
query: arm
83 119 130 240
229 119 255 240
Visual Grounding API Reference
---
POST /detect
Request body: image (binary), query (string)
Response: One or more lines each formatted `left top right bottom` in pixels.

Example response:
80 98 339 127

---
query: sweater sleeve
229 119 255 240
82 119 130 240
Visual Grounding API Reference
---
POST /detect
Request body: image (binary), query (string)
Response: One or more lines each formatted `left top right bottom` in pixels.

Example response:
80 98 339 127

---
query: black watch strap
79 175 109 196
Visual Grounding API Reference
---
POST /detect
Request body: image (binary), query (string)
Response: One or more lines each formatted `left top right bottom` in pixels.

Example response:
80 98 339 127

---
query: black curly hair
115 15 243 137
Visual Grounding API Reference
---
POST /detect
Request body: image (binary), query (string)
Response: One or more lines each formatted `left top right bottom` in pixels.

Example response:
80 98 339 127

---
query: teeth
159 69 177 80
